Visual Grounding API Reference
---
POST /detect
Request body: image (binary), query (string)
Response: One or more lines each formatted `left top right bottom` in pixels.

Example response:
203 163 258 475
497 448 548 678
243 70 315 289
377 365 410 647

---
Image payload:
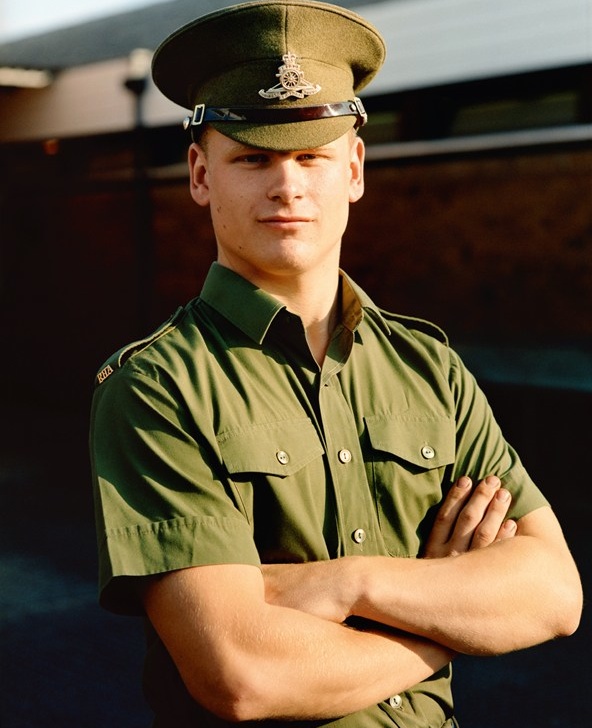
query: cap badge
259 52 321 101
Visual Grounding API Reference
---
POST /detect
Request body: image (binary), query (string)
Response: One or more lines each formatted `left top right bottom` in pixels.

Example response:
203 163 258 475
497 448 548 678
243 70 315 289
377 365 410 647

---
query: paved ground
1 392 590 727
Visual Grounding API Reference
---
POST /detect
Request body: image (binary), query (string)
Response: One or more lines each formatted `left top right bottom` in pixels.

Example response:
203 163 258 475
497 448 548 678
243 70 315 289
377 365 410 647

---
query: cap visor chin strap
183 98 367 133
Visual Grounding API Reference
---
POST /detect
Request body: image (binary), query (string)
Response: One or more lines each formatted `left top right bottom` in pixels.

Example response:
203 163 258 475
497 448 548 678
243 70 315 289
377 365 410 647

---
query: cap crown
152 0 386 150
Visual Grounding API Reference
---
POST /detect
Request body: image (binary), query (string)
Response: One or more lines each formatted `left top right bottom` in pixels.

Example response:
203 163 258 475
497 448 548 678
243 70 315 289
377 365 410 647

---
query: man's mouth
259 215 311 224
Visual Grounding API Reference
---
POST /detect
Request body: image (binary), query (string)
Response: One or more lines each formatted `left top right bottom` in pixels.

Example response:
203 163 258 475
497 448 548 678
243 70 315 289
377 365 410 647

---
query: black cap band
183 98 367 133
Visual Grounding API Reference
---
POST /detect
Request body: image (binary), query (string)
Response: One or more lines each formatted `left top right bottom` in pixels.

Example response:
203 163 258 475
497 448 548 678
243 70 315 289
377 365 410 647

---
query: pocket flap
365 414 455 469
217 418 324 477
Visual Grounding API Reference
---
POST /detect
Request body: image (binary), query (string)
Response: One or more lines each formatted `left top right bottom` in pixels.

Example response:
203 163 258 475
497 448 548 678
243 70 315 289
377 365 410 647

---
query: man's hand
262 476 580 657
263 474 515 621
423 475 517 558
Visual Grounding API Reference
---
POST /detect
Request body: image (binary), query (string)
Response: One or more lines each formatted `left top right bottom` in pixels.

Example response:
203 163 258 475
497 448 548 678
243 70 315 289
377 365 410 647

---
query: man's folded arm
141 562 453 723
264 507 582 657
351 504 582 655
263 478 582 657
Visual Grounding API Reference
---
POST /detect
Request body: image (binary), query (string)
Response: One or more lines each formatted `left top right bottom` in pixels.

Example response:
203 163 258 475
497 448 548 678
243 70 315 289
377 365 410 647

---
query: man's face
188 128 365 283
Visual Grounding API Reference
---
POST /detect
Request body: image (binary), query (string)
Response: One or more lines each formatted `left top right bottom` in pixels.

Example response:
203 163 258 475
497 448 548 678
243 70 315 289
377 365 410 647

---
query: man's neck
300 295 340 366
218 257 341 366
224 263 341 366
269 273 341 366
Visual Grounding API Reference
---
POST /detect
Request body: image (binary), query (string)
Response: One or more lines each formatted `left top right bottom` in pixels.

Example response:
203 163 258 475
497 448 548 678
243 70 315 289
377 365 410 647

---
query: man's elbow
183 664 280 723
552 574 583 639
197 691 266 723
206 688 273 723
465 578 582 657
515 572 583 652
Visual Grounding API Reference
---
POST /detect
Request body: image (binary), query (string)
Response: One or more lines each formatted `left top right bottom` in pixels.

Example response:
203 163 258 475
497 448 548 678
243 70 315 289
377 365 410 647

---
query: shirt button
388 695 403 709
276 450 290 465
421 445 435 460
338 448 352 464
352 528 366 544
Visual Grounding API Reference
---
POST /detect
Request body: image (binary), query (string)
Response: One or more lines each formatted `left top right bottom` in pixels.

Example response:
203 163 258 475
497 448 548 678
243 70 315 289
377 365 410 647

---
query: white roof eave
357 0 592 94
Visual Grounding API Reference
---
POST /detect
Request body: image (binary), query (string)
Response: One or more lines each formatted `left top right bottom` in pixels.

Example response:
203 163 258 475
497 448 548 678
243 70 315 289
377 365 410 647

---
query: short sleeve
448 348 549 520
90 364 261 615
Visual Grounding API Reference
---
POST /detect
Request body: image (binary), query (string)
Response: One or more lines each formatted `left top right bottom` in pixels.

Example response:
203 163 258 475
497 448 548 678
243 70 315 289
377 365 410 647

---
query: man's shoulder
377 308 449 346
93 304 190 389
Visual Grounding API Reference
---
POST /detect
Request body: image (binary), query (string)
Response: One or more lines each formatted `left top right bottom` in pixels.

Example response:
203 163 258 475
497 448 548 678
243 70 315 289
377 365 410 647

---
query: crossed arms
142 475 582 722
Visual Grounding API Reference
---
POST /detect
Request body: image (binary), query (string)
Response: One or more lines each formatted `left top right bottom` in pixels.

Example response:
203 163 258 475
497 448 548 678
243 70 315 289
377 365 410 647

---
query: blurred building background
0 0 591 726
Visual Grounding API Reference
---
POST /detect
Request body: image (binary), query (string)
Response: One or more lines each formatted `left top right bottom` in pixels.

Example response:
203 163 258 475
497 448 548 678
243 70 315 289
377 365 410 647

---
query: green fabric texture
91 263 548 614
151 0 386 150
90 264 549 726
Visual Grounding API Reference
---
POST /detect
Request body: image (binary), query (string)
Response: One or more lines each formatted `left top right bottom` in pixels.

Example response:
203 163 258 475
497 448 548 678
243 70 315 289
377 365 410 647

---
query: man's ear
188 142 210 207
348 134 365 204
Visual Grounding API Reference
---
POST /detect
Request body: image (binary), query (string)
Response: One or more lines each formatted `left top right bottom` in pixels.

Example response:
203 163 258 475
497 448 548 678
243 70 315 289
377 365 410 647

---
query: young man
90 2 582 726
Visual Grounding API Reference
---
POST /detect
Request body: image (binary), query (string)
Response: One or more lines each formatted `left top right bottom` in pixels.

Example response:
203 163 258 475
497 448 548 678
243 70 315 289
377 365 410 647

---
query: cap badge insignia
259 53 321 100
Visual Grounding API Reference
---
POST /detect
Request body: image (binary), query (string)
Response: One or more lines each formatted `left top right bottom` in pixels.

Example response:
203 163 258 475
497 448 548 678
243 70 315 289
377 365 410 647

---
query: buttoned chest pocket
217 418 324 477
365 414 455 557
217 419 329 561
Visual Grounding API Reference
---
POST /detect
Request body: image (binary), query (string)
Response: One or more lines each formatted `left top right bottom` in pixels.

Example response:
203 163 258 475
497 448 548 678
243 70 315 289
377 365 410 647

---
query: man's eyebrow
227 142 269 154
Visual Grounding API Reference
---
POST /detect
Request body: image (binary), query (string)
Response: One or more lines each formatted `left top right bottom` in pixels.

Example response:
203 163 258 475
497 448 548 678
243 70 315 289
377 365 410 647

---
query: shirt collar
340 270 391 337
199 262 391 344
199 263 285 344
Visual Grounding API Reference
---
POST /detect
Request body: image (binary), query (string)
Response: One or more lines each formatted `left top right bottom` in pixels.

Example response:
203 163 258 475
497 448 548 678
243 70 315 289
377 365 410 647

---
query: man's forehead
201 126 353 154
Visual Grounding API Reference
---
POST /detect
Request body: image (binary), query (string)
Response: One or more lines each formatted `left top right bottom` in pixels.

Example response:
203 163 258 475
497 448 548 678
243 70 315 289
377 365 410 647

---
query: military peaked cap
152 0 386 150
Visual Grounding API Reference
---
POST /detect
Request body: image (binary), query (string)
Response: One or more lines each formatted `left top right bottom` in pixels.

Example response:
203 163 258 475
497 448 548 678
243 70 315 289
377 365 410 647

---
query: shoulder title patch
96 364 114 385
94 306 185 389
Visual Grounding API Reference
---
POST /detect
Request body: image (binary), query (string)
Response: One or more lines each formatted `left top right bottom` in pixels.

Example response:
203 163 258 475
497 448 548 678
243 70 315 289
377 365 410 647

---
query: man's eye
239 154 269 164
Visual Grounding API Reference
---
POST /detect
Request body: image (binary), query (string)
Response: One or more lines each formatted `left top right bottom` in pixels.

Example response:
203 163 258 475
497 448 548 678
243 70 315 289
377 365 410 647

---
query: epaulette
378 309 449 345
94 306 185 387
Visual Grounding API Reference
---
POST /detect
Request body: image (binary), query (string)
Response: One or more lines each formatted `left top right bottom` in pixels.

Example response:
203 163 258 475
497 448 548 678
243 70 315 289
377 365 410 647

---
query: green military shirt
90 262 548 728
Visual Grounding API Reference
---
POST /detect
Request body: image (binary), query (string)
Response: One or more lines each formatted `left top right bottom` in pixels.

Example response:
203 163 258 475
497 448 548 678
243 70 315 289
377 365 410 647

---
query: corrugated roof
0 0 240 69
364 0 592 93
0 0 589 91
0 0 377 70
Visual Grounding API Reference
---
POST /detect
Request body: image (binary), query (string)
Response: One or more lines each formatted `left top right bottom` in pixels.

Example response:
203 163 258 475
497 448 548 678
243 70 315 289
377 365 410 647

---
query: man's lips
259 216 312 224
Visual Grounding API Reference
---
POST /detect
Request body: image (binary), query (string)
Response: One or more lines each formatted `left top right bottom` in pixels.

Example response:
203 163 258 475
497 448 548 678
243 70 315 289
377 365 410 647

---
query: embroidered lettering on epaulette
96 365 114 385
94 306 185 387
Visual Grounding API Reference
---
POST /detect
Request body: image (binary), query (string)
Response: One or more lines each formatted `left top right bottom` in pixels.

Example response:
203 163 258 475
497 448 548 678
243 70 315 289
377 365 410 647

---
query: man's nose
267 159 304 202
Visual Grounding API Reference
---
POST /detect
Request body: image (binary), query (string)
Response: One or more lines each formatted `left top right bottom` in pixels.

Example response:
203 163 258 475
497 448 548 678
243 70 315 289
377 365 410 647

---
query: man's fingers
424 476 474 557
441 475 499 552
495 518 517 542
425 475 517 558
469 487 513 549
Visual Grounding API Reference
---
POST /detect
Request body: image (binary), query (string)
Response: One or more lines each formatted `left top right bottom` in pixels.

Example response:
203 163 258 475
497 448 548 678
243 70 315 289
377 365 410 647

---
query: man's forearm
143 563 453 723
230 614 454 721
264 483 582 657
351 506 581 654
347 509 581 654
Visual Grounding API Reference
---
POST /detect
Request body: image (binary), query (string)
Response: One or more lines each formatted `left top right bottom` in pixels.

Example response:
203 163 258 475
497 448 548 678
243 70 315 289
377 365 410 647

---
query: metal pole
124 49 154 334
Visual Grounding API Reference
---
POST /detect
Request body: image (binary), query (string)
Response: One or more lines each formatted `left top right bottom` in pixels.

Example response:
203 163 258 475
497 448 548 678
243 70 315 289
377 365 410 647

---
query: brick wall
1 141 590 409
